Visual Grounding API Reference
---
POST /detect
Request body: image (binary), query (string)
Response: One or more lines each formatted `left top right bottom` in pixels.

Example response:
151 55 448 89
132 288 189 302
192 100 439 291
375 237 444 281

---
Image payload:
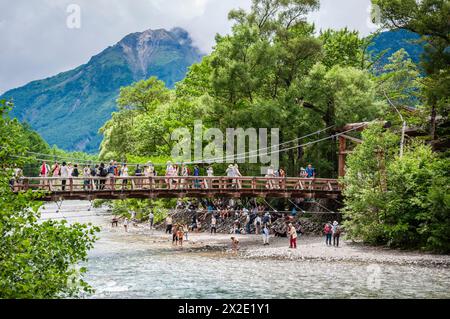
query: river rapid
39 201 450 299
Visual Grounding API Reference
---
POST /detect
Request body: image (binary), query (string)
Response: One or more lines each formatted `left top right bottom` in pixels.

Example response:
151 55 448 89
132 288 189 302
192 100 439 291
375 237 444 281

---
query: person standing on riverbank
177 227 184 247
172 224 179 245
211 215 217 234
148 211 154 229
183 224 189 241
123 218 129 232
262 225 270 245
165 215 173 234
332 221 341 247
254 215 262 234
324 222 332 246
288 223 297 249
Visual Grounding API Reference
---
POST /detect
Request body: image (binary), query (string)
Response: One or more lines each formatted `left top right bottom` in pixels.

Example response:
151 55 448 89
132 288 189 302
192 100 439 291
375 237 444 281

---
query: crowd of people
11 159 318 192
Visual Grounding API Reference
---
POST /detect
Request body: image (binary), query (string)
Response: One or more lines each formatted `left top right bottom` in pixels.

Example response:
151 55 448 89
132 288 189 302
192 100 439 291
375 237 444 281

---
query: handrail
12 176 340 194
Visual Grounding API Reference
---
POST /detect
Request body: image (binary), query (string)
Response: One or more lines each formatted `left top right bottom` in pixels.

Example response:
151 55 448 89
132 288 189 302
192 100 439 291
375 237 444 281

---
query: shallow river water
40 201 450 299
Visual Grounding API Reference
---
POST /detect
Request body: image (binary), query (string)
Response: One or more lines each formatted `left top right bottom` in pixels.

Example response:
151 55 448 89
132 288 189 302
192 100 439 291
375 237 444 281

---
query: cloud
0 0 373 94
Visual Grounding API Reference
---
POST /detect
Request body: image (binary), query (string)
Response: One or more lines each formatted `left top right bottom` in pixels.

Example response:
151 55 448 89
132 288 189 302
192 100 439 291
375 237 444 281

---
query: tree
372 0 450 143
377 49 425 127
117 76 171 112
319 28 365 69
342 123 450 252
0 100 99 298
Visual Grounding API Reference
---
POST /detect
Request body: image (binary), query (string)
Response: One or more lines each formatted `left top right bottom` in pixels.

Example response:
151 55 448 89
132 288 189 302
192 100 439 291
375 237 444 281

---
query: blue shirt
194 168 200 176
305 167 315 177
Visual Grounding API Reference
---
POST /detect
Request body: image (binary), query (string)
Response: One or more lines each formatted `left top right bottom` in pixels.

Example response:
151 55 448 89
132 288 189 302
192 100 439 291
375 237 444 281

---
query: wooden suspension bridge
12 176 341 201
14 122 394 202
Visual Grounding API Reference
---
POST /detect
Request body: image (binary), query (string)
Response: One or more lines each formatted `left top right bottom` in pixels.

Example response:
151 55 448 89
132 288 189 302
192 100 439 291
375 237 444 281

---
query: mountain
2 27 203 153
368 29 424 70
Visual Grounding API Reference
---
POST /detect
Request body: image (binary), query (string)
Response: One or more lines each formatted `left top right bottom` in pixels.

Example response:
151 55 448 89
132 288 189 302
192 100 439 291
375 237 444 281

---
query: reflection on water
85 231 450 299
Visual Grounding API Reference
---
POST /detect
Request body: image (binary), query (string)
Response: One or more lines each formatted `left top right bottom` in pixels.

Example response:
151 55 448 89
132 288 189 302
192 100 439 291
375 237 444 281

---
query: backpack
334 226 341 235
100 167 108 177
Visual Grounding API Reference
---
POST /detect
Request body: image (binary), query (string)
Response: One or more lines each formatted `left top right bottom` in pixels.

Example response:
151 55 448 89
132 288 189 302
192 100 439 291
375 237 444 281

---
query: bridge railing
12 176 340 193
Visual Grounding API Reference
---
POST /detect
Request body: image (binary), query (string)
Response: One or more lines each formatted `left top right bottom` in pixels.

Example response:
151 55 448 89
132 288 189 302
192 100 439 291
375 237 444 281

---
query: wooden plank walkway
13 176 341 201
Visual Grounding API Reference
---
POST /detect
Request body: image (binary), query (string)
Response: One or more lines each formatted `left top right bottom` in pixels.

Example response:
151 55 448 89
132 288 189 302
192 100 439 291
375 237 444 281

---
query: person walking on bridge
226 164 235 189
305 164 316 178
39 161 50 189
83 165 91 190
51 161 60 190
61 162 69 191
234 164 242 189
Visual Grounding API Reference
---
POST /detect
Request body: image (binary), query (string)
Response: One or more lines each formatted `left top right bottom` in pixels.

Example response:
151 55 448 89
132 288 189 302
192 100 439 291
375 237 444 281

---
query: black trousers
333 234 340 247
211 226 216 234
166 224 172 234
62 179 66 191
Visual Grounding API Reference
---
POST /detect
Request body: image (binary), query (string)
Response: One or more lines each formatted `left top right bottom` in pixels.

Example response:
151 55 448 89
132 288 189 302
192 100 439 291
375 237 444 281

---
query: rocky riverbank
39 200 450 268
115 221 450 268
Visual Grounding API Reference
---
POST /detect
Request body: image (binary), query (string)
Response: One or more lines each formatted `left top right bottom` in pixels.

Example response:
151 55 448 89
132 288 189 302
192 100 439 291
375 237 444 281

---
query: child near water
177 227 184 247
231 237 240 252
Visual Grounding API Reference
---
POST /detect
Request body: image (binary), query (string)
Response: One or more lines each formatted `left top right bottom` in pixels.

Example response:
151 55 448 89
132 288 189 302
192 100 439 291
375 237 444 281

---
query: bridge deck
13 176 341 201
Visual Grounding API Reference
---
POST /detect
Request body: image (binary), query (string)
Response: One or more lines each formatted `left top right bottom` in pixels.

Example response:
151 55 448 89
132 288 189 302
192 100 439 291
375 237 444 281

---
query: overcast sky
0 0 375 94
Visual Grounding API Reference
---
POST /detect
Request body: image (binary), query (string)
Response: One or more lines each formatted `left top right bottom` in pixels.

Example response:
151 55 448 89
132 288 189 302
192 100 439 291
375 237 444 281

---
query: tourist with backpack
60 162 69 191
72 164 80 190
332 221 341 247
324 221 332 246
99 163 107 190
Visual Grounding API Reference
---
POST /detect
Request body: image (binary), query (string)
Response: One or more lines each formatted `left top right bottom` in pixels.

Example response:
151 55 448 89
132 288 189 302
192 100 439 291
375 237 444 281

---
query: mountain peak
2 27 203 152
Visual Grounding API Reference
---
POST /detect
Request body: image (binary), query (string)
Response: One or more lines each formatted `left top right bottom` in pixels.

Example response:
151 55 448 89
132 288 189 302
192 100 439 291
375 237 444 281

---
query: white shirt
61 166 69 178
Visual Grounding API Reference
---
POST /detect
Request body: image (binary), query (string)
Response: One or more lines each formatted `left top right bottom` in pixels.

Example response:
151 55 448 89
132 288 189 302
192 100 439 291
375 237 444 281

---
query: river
39 201 450 299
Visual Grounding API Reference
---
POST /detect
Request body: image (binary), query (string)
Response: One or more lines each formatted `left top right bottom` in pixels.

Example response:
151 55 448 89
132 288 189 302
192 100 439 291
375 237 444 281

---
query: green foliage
342 124 450 252
319 28 365 69
100 199 173 224
0 100 99 298
372 0 450 143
